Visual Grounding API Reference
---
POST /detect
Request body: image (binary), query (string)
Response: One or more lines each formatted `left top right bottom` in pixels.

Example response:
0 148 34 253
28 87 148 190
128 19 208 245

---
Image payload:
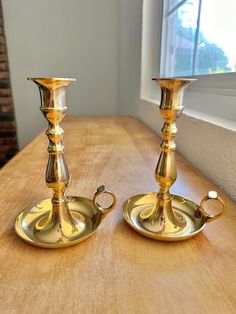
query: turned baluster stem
28 78 75 213
152 78 194 219
44 112 69 205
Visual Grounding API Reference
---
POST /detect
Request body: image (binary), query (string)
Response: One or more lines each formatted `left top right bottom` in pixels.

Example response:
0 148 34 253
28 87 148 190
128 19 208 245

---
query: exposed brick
6 138 17 145
0 144 18 153
0 89 11 97
0 137 17 145
0 121 16 129
0 129 16 137
0 105 14 114
0 62 8 71
6 151 17 159
0 54 7 62
0 152 6 159
0 0 18 165
0 80 10 88
0 44 6 54
0 96 12 105
0 113 15 120
0 72 9 80
0 160 8 166
0 37 6 45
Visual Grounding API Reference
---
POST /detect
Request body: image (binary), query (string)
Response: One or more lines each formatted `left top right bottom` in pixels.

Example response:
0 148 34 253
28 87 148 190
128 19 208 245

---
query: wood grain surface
0 116 235 314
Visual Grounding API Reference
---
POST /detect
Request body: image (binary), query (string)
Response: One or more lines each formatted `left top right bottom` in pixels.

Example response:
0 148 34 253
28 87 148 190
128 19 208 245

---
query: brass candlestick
122 78 225 241
15 78 116 248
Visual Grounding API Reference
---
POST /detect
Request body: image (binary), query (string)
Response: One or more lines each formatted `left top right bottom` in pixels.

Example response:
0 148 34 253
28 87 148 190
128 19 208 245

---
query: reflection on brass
15 78 116 248
122 78 226 241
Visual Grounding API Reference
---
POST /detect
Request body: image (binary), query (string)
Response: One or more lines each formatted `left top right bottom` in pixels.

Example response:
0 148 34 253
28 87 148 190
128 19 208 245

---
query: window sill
140 96 236 131
187 86 236 97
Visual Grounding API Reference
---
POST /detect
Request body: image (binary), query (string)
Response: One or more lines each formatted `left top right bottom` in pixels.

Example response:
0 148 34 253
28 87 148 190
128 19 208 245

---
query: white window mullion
167 0 189 18
192 0 203 75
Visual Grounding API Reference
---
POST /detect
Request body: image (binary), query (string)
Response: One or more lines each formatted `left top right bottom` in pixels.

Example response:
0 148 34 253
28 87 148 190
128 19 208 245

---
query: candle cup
15 78 116 248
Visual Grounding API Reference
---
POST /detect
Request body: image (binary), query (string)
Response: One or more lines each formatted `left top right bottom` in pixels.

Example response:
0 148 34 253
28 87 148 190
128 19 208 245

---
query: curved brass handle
92 185 117 216
199 191 226 223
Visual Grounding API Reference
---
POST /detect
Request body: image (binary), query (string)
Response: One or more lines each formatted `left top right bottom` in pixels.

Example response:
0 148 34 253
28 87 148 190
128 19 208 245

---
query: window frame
159 0 236 91
141 0 236 122
160 0 203 77
160 0 236 81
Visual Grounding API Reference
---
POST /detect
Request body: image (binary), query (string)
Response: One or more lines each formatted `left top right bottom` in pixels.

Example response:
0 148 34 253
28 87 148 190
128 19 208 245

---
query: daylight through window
161 0 236 77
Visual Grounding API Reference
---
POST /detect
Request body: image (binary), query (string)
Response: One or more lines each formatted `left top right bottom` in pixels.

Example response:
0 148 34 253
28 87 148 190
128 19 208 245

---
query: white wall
2 0 117 148
116 0 142 115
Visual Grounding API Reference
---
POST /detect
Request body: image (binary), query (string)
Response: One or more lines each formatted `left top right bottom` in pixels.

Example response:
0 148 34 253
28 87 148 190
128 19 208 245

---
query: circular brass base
15 196 103 248
122 193 206 241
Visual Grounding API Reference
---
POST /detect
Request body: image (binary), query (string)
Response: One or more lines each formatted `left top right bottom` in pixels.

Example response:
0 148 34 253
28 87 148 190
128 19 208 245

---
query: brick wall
0 0 18 166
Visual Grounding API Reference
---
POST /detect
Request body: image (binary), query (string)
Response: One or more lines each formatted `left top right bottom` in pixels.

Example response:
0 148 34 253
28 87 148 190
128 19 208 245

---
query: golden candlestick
122 78 225 241
15 78 116 248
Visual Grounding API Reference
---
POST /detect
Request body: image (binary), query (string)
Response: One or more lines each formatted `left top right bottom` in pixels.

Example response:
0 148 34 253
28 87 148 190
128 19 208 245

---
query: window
141 0 236 122
161 0 236 77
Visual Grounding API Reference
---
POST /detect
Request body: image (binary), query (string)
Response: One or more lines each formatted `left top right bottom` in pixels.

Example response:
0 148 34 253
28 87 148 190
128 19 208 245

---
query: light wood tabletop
0 116 235 314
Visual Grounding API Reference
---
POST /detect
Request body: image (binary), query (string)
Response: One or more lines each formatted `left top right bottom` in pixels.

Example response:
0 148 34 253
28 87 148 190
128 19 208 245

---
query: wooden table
0 116 235 314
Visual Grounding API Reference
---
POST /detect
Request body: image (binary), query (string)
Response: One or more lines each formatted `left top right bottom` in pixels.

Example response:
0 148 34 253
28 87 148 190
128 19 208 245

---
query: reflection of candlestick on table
122 78 225 241
15 78 116 248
